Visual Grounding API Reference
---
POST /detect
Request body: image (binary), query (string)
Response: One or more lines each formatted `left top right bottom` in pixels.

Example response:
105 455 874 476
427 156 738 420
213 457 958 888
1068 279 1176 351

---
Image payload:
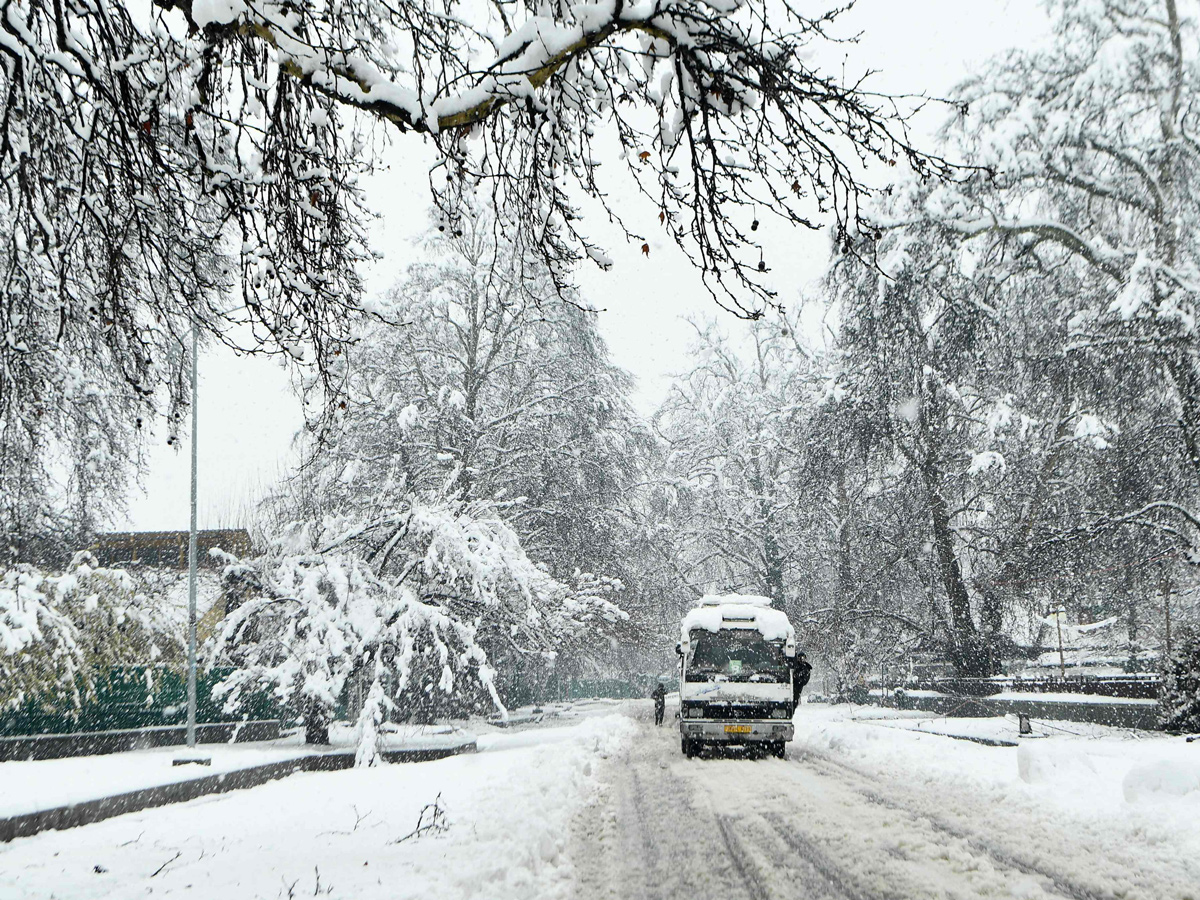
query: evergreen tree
1160 626 1200 734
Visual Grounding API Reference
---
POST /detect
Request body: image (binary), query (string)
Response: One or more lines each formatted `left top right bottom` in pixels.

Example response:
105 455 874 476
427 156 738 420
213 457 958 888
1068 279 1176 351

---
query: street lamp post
175 318 210 766
187 319 199 749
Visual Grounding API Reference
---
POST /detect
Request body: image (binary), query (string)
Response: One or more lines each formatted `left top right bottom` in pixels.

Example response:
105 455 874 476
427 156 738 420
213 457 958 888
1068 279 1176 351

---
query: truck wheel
771 741 786 759
682 738 696 759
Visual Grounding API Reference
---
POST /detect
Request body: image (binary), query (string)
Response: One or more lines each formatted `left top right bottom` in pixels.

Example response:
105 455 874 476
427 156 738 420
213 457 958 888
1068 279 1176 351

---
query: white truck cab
676 594 796 758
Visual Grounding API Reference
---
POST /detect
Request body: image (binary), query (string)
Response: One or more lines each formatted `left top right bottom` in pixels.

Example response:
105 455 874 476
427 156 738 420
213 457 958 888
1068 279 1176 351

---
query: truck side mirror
675 642 683 656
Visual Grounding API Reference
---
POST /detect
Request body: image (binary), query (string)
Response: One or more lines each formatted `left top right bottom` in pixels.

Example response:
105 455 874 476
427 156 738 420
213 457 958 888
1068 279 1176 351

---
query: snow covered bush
1 567 84 713
1160 627 1200 734
0 553 183 713
209 497 626 762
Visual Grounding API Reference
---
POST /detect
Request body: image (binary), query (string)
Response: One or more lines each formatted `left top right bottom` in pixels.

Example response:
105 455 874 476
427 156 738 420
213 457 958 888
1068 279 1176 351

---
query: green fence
0 666 278 737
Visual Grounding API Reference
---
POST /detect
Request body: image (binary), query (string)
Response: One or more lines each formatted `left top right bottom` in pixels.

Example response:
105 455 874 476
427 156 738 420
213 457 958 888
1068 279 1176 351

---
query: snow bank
991 690 1158 706
1016 742 1096 784
1123 760 1200 803
0 713 638 900
799 707 1200 806
790 706 1200 897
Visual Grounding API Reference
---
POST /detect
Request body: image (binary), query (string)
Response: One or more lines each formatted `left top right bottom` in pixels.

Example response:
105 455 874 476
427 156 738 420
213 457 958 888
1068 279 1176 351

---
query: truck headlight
770 708 789 719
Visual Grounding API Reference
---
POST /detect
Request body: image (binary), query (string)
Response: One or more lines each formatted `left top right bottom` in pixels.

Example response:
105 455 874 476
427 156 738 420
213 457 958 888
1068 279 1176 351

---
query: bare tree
935 0 1200 555
1 0 958 552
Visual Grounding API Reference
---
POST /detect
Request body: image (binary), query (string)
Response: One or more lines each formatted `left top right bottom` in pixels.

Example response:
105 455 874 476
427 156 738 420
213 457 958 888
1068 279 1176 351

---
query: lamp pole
186 318 199 750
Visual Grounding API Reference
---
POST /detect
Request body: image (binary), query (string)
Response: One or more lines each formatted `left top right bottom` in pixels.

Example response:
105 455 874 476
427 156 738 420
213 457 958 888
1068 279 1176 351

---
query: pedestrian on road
792 651 813 710
651 682 667 726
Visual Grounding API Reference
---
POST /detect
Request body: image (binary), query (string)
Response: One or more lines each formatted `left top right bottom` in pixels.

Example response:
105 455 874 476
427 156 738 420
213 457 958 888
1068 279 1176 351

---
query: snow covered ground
798 702 1200 814
0 713 636 900
789 704 1200 898
4 700 1199 899
571 701 1199 900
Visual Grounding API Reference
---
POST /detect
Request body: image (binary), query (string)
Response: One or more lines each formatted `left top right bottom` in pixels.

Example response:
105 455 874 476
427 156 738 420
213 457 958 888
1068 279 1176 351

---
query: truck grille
696 703 783 720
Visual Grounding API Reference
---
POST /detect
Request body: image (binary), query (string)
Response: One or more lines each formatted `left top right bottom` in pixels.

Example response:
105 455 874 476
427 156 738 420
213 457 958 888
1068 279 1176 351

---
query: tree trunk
304 698 331 745
763 518 786 608
920 459 988 677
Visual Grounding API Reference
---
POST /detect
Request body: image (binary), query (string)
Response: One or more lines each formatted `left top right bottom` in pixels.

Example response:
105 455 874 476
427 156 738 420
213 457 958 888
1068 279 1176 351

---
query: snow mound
1123 760 1200 804
447 713 636 898
1016 743 1096 785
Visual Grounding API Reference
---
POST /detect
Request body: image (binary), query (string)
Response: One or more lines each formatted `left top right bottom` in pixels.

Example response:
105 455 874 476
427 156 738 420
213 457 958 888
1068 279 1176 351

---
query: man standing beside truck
792 651 813 711
651 682 667 726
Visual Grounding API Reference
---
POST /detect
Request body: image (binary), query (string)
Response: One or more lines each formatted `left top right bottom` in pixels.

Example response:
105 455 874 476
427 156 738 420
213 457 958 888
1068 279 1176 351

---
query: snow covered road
572 704 1200 900
4 702 1198 899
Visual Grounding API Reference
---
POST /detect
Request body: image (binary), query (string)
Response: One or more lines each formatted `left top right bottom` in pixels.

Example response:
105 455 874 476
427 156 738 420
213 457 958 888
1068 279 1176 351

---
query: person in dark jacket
651 682 667 726
792 652 813 710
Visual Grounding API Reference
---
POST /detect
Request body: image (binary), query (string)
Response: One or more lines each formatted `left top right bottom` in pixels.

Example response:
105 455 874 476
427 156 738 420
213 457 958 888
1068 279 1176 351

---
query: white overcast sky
118 0 1051 532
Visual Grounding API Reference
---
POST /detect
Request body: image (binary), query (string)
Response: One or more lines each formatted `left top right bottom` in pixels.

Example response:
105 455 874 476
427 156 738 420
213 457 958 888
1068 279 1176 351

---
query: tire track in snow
571 710 764 900
715 810 875 900
675 744 1073 900
792 747 1161 900
758 812 888 900
700 763 1065 900
714 814 770 900
575 712 1161 900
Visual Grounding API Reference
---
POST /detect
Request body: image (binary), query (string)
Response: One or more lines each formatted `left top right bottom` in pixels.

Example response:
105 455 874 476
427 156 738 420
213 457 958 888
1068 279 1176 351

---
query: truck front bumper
679 720 793 743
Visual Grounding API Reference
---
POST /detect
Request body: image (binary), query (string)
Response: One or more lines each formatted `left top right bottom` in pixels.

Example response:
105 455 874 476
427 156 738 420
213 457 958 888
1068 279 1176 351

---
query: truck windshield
686 630 789 683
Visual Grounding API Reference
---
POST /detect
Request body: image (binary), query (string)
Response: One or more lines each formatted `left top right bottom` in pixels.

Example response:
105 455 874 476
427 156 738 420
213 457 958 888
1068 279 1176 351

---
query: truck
676 594 797 759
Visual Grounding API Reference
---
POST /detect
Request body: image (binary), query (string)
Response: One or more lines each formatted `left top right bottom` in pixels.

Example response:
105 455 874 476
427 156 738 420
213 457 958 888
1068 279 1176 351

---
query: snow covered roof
681 602 794 643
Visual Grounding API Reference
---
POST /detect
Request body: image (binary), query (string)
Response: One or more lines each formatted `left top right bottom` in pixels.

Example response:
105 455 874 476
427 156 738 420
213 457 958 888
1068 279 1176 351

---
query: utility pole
187 319 199 749
175 319 210 766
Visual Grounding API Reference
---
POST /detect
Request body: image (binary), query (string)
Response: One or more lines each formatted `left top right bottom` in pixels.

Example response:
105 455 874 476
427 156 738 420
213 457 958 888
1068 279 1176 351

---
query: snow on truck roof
682 596 794 643
697 593 773 608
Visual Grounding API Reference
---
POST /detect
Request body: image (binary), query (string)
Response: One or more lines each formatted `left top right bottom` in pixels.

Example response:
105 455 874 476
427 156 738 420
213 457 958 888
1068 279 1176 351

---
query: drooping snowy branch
0 553 182 711
210 495 626 760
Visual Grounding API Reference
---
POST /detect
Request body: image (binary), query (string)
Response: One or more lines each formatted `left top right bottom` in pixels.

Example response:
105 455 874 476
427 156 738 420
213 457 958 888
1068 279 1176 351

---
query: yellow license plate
724 724 752 734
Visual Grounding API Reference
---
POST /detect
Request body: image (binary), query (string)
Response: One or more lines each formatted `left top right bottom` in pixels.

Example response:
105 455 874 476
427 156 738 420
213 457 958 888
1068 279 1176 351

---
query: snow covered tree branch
209 496 626 761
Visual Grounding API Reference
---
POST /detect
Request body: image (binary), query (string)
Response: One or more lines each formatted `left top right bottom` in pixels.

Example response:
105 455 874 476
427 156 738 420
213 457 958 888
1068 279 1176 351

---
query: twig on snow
150 851 182 878
318 805 373 836
391 793 449 843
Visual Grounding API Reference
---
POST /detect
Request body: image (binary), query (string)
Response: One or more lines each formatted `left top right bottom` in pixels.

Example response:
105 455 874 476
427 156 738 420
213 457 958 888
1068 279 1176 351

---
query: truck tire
682 738 697 759
771 741 786 759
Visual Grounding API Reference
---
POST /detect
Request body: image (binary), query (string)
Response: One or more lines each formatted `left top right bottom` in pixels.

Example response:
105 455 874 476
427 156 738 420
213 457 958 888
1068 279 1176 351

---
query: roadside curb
0 742 476 843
